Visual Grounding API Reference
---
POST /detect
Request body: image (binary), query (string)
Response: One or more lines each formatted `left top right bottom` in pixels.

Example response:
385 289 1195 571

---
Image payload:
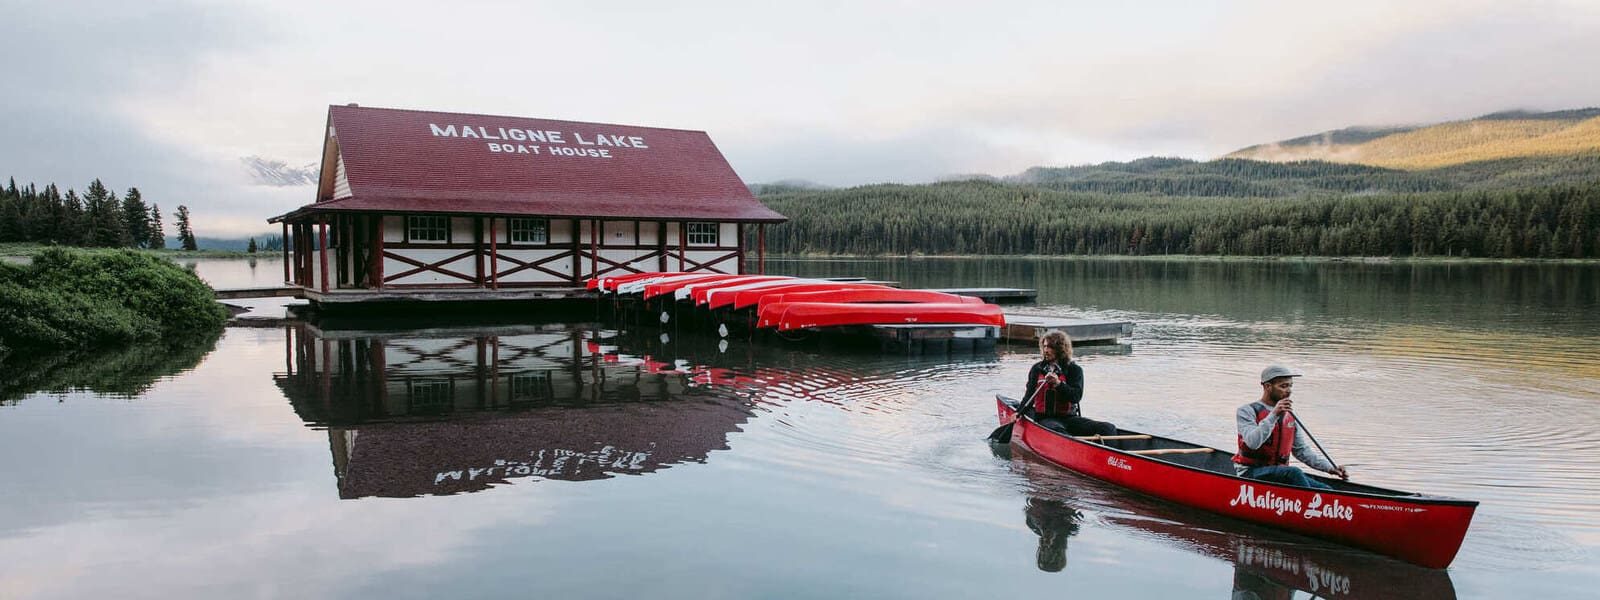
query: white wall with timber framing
287 214 752 291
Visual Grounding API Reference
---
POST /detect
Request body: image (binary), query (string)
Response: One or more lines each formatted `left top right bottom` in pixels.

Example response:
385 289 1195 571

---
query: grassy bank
0 248 229 358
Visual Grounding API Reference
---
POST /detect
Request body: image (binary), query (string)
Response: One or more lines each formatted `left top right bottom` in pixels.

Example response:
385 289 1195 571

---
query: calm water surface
1 257 1597 599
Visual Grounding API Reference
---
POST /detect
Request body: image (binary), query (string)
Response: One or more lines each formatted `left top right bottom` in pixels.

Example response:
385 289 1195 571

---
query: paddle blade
988 420 1015 443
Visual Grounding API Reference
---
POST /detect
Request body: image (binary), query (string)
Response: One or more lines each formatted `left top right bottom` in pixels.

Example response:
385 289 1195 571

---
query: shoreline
0 243 258 259
762 253 1600 265
8 244 1597 265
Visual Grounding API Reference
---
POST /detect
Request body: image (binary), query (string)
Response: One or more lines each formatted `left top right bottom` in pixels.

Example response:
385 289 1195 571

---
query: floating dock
1001 314 1133 345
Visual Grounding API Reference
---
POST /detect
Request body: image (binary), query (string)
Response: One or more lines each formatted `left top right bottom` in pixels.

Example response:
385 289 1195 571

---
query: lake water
2 256 1597 599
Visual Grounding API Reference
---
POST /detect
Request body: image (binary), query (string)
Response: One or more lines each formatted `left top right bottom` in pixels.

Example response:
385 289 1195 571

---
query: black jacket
1024 359 1084 417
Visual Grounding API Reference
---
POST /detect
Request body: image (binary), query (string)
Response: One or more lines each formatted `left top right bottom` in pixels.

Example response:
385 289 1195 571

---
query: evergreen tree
0 189 21 242
82 179 131 247
148 204 166 249
59 189 85 246
175 205 197 250
121 187 150 248
247 237 258 253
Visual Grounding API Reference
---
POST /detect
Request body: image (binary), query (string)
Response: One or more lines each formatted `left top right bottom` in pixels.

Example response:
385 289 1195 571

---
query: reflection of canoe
1008 451 1458 598
995 396 1477 568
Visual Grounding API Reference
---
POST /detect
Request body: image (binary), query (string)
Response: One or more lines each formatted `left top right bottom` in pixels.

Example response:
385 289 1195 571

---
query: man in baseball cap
1231 365 1347 489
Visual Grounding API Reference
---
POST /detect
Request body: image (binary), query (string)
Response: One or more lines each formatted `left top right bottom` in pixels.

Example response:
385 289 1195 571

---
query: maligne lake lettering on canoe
1233 540 1352 596
1228 484 1356 521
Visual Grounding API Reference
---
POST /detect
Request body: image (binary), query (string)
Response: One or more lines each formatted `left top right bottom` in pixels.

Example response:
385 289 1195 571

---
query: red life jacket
1233 404 1295 466
1032 370 1074 416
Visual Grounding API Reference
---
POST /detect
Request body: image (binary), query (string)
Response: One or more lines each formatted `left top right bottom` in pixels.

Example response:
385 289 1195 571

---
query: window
687 222 719 246
407 379 453 412
407 216 450 242
509 371 552 402
509 218 549 244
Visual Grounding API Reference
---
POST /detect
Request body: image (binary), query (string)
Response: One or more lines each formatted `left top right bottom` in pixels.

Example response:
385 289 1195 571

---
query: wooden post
590 219 599 278
569 219 581 285
370 215 384 289
678 222 687 271
475 337 487 407
736 223 745 274
284 324 294 376
281 222 290 284
758 223 766 275
489 217 499 289
474 217 485 287
295 223 306 286
490 336 500 403
318 217 330 293
657 222 667 272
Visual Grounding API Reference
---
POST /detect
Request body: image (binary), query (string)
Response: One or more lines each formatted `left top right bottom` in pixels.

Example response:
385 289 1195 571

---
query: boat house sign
429 123 651 159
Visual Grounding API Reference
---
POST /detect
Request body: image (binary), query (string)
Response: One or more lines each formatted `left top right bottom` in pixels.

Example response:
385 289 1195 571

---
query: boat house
268 104 786 304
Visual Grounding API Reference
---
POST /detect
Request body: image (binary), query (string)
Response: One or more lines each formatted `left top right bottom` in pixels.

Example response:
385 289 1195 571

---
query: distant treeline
0 177 197 250
754 181 1600 258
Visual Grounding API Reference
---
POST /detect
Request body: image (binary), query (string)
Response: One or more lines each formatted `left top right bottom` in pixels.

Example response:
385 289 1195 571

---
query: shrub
0 248 226 352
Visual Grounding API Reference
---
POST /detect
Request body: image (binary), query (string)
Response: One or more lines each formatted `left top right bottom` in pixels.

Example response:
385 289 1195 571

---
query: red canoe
994 396 1478 568
756 290 984 328
727 282 890 311
775 302 1005 331
641 273 747 300
687 276 794 304
588 271 687 292
702 278 819 310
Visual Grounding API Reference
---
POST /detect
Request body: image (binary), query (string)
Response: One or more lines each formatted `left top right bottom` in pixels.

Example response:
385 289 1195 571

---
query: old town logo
1228 484 1355 521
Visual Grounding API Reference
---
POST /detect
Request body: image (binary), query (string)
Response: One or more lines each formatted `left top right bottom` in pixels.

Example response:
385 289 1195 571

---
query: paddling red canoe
994 396 1477 568
775 302 1005 331
756 290 984 328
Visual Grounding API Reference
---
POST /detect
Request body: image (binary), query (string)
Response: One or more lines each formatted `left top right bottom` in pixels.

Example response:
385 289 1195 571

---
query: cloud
5 0 1600 229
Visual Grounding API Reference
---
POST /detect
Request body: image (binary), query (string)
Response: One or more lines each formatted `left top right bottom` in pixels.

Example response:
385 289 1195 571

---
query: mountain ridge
1227 107 1600 169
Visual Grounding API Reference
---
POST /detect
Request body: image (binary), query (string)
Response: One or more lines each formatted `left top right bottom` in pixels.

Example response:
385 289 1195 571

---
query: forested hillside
752 167 1600 258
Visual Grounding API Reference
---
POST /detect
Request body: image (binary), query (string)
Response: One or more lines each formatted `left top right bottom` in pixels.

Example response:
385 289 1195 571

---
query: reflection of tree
0 332 221 404
1023 496 1082 573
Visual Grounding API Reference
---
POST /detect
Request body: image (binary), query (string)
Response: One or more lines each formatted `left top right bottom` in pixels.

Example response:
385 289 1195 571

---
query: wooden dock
928 287 1037 304
214 286 304 300
1002 314 1133 345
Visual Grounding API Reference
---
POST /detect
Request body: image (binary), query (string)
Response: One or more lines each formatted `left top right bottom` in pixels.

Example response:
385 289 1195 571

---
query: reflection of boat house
273 323 752 498
267 105 786 303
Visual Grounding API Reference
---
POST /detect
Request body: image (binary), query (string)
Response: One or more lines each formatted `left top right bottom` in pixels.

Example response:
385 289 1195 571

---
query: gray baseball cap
1260 364 1302 383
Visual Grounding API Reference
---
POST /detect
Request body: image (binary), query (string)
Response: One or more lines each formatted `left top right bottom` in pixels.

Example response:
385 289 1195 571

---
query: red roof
270 105 785 223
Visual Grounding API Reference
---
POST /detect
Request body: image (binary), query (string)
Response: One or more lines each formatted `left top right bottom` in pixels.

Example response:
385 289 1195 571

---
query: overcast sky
3 0 1599 236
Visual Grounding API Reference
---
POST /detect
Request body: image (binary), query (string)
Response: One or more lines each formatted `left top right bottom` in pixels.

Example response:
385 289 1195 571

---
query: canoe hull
995 397 1476 569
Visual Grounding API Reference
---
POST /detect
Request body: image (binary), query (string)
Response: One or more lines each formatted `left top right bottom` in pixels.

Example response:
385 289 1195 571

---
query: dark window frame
508 217 550 244
406 215 451 242
687 222 719 246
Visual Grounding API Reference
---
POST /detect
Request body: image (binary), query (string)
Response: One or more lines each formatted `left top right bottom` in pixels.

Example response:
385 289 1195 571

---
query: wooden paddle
1295 416 1345 478
988 385 1047 443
